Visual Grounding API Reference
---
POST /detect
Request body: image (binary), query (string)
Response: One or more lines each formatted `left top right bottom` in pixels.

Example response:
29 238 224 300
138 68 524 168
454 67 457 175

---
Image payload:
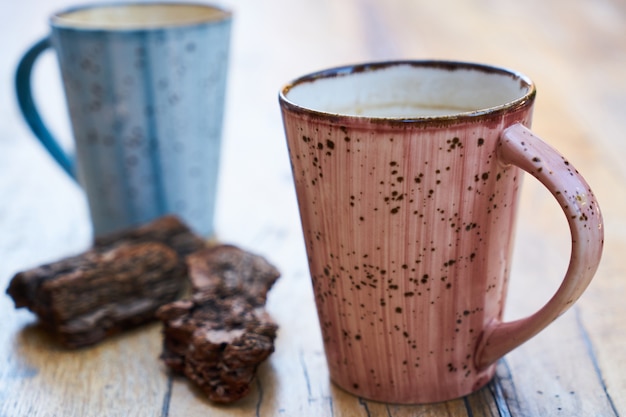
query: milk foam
337 103 475 118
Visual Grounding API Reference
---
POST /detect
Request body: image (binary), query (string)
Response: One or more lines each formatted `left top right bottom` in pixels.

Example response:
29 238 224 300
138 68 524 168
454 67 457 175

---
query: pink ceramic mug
279 61 604 404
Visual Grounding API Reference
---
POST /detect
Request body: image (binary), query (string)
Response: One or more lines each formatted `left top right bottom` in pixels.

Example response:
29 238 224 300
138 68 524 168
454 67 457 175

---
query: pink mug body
279 61 603 404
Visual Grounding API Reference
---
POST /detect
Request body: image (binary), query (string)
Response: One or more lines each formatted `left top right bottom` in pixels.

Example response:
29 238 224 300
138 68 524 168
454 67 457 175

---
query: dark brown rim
279 60 536 125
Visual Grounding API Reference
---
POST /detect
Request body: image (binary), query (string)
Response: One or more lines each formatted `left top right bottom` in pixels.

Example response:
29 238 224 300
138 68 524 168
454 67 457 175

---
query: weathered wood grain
1 0 624 415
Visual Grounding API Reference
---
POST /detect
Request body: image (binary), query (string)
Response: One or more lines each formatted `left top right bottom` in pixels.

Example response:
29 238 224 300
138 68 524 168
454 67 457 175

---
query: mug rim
279 60 537 125
49 2 232 32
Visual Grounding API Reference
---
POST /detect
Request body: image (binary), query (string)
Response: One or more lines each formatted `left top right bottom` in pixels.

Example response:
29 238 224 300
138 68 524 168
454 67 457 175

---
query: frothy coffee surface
336 103 475 118
53 4 229 29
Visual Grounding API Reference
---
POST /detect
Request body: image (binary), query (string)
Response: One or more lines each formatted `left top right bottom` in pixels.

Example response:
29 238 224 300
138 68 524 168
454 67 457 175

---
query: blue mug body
16 3 232 237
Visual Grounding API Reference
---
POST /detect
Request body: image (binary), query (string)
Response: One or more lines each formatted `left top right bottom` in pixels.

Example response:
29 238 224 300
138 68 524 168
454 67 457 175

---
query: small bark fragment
187 245 281 304
157 245 281 403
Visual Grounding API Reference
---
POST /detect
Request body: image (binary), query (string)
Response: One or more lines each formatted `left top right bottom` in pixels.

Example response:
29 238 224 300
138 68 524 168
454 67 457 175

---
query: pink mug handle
475 123 604 370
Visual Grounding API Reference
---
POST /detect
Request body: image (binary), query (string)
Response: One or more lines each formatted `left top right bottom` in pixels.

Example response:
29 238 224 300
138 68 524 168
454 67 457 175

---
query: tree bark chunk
186 244 281 304
94 214 208 258
157 245 281 403
6 215 205 348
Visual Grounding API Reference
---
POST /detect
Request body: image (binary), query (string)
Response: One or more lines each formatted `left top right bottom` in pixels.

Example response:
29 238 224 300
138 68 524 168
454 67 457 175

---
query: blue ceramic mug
16 2 232 237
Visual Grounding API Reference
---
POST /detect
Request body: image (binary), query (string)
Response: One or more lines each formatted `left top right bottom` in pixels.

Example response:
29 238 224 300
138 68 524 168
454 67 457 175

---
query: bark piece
186 245 281 304
94 214 207 258
6 215 205 348
157 245 281 403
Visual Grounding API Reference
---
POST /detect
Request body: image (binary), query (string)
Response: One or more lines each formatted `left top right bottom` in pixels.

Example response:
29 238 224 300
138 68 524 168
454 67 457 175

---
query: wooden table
1 0 624 415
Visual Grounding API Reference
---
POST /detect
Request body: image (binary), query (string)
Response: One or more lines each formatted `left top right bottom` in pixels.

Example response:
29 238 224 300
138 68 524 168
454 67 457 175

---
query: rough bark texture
187 245 281 304
6 215 205 348
94 215 207 258
157 245 281 403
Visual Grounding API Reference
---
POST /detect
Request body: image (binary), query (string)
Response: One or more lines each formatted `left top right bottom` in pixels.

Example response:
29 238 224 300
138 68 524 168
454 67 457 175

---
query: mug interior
282 62 534 119
52 3 231 30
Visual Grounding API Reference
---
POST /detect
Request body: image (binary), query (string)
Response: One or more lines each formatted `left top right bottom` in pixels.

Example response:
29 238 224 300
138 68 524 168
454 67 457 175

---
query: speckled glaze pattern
280 62 603 404
42 4 231 237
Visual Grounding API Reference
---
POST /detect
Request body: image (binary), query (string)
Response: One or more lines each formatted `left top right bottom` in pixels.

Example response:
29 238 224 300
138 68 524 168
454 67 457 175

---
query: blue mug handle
15 36 75 179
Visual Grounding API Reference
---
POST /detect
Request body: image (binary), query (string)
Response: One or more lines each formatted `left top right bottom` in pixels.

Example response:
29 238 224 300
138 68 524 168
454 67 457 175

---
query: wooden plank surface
1 0 624 415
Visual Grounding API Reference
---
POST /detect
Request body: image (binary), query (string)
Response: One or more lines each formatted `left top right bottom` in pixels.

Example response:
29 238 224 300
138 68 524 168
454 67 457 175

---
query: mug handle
15 36 75 179
475 123 604 370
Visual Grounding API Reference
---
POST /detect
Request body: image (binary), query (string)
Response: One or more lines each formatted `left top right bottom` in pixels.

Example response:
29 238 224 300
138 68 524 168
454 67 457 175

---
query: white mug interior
283 62 533 118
